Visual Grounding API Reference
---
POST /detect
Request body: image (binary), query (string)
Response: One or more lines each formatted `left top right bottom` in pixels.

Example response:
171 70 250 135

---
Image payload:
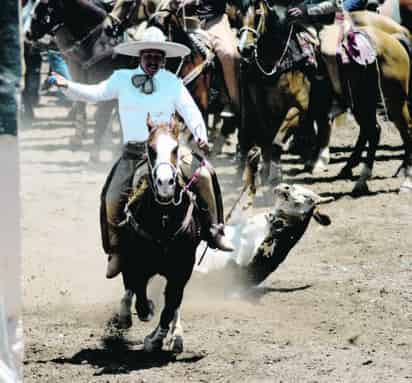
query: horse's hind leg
337 119 367 179
350 107 380 195
388 101 412 192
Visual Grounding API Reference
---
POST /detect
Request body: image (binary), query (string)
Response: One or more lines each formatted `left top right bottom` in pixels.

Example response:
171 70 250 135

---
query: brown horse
377 0 412 31
118 117 202 353
238 0 337 180
239 1 412 194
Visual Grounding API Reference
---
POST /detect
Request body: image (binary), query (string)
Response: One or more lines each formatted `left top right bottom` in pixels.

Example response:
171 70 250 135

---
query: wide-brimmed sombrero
114 26 191 58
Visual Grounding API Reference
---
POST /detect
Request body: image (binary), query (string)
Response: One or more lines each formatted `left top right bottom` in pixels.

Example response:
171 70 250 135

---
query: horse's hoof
170 335 184 354
399 178 412 193
337 166 353 179
311 158 329 175
144 334 163 353
117 314 132 330
303 161 314 173
143 326 168 352
136 299 155 322
351 182 370 197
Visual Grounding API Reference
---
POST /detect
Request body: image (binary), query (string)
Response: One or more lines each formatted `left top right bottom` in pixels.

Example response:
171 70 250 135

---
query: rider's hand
170 0 197 10
287 6 306 19
196 138 210 155
102 15 122 38
48 72 69 88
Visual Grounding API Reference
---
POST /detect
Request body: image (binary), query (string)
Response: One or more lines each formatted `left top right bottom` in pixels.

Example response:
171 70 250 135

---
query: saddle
338 29 377 65
336 12 377 65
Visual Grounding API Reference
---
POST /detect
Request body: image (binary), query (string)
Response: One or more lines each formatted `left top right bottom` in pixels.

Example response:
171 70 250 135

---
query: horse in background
239 0 412 194
148 7 242 154
238 0 334 179
117 116 202 353
27 0 135 158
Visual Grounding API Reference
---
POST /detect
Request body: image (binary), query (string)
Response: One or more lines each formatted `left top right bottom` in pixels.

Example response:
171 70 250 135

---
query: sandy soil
22 90 412 383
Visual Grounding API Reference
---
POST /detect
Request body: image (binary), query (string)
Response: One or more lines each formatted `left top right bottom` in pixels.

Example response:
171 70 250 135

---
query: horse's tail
395 34 412 115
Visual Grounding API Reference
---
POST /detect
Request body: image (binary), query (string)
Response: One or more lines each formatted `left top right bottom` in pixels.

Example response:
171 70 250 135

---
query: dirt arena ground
22 90 412 382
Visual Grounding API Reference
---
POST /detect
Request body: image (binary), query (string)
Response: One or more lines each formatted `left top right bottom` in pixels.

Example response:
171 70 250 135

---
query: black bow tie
132 74 155 94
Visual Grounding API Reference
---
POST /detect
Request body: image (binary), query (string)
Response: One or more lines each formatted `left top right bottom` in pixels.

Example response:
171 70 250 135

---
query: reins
122 134 207 246
254 23 295 76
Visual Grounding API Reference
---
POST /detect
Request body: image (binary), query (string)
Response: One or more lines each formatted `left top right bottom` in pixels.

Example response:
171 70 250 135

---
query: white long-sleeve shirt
63 67 208 144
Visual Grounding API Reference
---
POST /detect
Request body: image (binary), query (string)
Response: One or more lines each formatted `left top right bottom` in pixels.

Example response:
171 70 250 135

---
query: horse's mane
151 12 200 56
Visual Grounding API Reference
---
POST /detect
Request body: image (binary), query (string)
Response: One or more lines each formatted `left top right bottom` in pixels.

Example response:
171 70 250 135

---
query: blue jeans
48 50 71 80
48 50 72 103
343 0 367 11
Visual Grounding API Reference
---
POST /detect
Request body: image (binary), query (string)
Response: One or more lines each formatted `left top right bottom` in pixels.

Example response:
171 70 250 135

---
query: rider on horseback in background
287 0 352 116
51 26 235 279
169 0 243 118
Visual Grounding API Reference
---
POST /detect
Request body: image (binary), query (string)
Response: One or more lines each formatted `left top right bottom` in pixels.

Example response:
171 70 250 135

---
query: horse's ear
170 113 179 138
147 113 155 131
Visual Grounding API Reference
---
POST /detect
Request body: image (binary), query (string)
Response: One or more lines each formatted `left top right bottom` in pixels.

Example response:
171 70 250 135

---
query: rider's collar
131 67 161 95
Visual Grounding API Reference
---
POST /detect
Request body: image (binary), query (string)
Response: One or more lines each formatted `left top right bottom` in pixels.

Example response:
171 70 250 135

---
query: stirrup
106 253 121 279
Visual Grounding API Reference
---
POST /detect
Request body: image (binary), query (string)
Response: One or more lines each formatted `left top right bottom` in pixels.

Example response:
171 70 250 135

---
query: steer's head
272 183 333 226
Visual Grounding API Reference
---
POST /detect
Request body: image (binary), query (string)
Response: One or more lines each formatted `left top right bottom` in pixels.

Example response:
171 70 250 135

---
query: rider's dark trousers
100 141 146 254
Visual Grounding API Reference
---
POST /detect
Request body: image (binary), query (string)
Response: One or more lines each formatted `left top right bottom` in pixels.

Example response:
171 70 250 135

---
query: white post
0 0 23 382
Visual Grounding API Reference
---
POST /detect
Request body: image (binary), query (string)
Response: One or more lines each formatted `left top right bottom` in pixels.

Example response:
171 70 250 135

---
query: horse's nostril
168 179 175 186
157 179 162 186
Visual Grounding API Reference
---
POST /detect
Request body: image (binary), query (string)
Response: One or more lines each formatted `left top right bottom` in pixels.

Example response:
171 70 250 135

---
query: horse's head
146 114 180 203
28 0 64 41
238 0 294 67
238 1 264 61
148 9 210 112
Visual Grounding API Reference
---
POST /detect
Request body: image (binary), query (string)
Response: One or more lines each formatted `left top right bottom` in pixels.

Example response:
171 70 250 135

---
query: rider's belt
122 141 147 160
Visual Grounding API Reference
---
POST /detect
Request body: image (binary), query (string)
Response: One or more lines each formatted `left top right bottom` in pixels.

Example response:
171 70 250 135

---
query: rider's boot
106 252 121 279
195 166 235 252
209 221 235 252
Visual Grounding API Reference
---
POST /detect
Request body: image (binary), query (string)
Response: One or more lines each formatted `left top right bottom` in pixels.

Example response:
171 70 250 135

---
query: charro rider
105 0 242 117
51 26 235 279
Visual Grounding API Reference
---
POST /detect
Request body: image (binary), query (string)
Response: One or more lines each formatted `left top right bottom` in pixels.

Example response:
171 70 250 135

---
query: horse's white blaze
154 133 178 199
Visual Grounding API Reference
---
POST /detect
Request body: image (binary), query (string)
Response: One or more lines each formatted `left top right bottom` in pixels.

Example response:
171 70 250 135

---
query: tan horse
239 1 412 194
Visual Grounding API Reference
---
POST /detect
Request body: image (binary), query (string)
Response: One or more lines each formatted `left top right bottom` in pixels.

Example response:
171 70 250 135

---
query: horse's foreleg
168 309 184 354
118 289 133 329
134 276 155 322
266 144 283 186
350 103 380 196
311 111 332 174
69 102 87 147
144 280 186 353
